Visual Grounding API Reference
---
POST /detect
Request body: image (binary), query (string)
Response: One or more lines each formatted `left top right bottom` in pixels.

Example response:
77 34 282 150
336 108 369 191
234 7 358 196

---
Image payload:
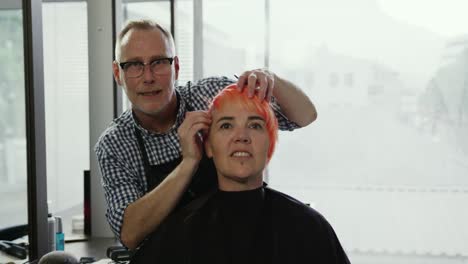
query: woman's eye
249 123 264 130
220 123 232 129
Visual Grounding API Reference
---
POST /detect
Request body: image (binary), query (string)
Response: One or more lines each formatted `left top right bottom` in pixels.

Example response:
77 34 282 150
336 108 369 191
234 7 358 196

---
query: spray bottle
55 216 65 250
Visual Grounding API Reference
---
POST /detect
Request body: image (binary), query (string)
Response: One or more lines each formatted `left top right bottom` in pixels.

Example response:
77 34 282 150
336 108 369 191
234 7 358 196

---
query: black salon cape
131 186 351 264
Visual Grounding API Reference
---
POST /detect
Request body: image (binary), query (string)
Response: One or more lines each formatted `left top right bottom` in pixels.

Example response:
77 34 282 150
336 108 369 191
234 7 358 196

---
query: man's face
113 28 179 118
205 103 270 191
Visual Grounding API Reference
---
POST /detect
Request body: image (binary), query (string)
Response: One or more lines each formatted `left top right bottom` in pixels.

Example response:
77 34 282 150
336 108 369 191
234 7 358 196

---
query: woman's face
205 102 270 191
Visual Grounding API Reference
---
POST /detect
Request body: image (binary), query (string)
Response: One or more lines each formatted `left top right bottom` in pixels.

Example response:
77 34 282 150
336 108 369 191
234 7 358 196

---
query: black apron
134 110 217 211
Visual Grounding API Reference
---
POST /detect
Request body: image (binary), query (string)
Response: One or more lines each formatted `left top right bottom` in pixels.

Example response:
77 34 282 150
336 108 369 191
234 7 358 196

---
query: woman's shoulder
265 187 329 225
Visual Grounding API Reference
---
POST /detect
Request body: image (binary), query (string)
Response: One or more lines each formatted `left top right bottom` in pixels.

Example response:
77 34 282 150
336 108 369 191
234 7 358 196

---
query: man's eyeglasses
119 57 174 78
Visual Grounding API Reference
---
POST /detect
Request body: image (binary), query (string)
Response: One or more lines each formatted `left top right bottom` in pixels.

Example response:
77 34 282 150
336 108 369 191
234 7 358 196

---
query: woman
131 84 350 264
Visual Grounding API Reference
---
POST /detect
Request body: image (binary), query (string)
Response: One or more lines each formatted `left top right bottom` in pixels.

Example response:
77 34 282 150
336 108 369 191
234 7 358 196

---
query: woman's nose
234 129 251 144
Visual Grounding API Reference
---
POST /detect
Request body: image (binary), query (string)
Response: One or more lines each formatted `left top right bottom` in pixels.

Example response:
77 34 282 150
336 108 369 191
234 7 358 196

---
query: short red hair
208 84 278 161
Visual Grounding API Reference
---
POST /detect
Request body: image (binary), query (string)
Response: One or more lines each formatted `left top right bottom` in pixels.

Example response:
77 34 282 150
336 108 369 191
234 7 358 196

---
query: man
95 19 317 249
130 84 350 263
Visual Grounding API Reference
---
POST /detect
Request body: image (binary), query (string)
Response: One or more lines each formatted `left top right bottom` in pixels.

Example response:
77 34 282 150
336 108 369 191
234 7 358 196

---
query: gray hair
114 19 175 61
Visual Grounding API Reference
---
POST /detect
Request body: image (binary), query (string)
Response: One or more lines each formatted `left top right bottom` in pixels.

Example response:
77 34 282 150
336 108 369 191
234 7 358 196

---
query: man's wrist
179 157 200 173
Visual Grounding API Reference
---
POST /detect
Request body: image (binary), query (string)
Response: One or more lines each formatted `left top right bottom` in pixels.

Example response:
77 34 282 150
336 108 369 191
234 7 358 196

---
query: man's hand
177 111 211 163
236 68 317 127
236 69 274 101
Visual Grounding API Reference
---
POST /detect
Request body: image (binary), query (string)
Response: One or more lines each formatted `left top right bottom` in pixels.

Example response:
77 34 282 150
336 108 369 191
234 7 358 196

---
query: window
267 1 468 263
42 1 89 238
0 5 27 232
202 0 266 77
173 0 194 84
345 72 354 87
329 72 339 87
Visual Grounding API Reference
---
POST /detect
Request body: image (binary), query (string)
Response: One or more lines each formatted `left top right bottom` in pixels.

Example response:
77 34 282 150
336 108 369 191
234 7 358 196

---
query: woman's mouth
138 90 162 96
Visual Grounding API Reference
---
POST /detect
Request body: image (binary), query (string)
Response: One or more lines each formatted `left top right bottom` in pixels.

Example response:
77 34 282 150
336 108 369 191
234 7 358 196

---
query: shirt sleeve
269 96 300 131
182 76 300 131
183 76 235 111
95 137 145 240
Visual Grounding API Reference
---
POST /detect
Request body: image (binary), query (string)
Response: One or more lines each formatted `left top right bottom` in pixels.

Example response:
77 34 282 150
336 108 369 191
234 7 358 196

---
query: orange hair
208 84 278 161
